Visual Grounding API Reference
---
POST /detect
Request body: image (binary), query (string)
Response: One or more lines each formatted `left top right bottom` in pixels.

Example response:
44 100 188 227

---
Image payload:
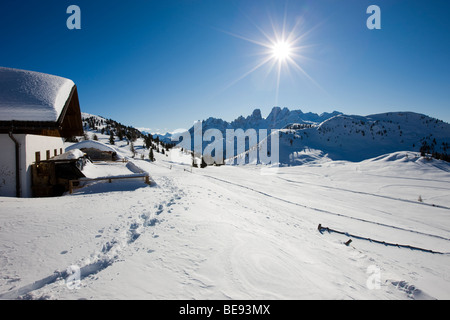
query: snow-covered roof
52 149 86 161
66 140 126 159
0 67 75 122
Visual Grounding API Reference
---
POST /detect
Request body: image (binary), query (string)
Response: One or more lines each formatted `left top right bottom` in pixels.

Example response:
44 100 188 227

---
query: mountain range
84 107 450 166
200 107 343 131
167 107 450 165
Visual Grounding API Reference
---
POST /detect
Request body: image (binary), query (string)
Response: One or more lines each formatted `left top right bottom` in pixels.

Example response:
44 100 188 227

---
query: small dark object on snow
344 239 352 246
318 224 329 233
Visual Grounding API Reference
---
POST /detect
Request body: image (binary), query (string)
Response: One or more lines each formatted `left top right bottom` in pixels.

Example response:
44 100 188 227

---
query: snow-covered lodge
0 67 83 197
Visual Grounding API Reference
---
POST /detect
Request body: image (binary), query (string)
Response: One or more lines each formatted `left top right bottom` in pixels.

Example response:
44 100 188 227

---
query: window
54 149 57 156
35 152 41 163
46 150 50 160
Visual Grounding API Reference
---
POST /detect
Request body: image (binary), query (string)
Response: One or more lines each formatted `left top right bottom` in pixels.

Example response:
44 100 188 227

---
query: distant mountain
171 108 450 165
178 107 341 147
234 111 450 165
152 132 173 144
193 107 342 133
82 109 450 166
170 107 342 160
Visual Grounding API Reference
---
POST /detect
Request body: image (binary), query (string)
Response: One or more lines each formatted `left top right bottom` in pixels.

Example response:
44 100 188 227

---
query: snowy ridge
168 108 450 166
227 110 450 165
170 107 341 158
185 106 341 135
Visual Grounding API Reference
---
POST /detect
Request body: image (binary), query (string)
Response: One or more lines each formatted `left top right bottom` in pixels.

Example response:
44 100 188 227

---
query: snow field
1 148 449 299
1 112 449 300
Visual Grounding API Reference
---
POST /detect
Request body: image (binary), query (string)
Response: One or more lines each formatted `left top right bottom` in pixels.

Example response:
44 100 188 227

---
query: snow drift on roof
0 67 75 122
52 149 86 161
66 140 126 159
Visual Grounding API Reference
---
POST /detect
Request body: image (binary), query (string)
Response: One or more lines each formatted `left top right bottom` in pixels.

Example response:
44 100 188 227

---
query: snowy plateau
0 109 450 300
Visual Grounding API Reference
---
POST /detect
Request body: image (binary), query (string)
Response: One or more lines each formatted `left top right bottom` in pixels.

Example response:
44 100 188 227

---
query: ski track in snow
1 149 449 299
194 172 450 243
276 176 450 211
4 112 449 300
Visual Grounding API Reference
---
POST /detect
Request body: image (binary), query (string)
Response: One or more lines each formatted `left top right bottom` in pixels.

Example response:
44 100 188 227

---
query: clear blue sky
1 0 449 133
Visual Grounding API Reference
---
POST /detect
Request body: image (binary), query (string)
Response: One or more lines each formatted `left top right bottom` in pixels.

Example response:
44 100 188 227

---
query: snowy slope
75 112 168 161
170 108 450 166
0 145 449 300
235 111 450 165
0 112 449 300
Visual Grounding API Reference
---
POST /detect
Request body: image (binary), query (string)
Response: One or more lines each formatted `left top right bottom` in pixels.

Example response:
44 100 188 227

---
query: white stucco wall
22 135 65 198
0 134 64 198
0 134 18 197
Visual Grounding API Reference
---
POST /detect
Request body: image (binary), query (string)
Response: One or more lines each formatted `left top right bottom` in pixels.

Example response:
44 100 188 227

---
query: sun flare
221 13 323 103
271 40 292 62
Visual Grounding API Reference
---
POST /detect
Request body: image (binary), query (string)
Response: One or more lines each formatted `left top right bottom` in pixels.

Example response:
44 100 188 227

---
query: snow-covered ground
0 147 449 300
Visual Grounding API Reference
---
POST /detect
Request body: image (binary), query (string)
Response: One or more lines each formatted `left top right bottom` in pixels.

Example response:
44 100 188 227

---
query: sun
271 40 292 62
220 12 323 103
